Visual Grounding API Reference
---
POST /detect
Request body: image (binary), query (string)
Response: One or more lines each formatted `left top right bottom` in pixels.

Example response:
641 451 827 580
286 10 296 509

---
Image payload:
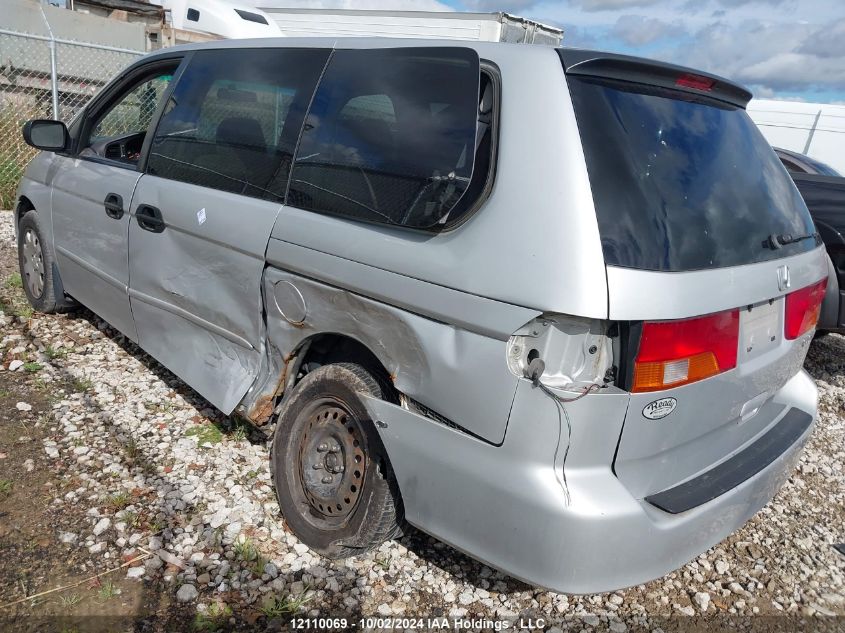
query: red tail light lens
785 279 827 339
676 73 715 91
633 309 739 393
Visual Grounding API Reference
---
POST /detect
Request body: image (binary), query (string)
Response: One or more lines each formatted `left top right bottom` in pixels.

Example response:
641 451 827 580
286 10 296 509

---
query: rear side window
568 77 817 271
146 48 329 201
289 48 488 229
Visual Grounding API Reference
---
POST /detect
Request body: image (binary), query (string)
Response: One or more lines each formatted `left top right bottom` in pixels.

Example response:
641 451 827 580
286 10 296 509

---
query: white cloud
252 0 454 11
611 14 680 45
675 19 845 92
572 0 662 11
463 0 539 10
797 17 845 57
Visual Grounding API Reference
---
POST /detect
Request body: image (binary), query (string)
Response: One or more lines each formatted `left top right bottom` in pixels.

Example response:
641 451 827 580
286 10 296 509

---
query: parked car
775 147 845 334
16 40 827 593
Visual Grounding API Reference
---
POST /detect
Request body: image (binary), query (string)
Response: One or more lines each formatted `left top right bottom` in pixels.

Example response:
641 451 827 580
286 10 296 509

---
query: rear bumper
366 369 817 594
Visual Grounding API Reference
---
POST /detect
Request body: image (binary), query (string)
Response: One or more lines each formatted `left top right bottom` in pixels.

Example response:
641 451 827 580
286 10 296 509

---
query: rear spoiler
558 48 752 108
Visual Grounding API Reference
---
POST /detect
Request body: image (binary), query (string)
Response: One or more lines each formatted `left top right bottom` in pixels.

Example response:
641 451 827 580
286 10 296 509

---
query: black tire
17 210 59 314
271 362 404 558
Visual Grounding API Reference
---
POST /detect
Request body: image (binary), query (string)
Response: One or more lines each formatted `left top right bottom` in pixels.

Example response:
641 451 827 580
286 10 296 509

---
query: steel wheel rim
296 399 367 526
21 228 44 300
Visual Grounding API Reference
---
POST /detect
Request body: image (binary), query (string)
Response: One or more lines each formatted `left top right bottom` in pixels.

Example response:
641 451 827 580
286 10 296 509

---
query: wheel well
293 334 395 395
16 196 35 226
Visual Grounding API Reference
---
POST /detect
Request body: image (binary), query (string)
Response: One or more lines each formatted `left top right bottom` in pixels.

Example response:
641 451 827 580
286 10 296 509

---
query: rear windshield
568 77 817 272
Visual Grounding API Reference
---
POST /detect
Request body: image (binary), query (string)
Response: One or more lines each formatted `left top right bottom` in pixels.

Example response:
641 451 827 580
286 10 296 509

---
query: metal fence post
49 37 59 120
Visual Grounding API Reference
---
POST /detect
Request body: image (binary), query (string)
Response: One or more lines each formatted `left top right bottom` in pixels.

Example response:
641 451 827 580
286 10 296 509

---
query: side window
83 70 174 164
779 156 807 174
289 48 491 229
146 48 330 201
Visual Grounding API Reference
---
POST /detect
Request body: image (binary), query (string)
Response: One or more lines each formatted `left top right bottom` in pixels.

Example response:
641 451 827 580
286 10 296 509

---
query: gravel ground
1 208 844 632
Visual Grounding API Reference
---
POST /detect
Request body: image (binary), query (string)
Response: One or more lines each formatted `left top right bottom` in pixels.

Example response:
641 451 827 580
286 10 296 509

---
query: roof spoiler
558 48 752 108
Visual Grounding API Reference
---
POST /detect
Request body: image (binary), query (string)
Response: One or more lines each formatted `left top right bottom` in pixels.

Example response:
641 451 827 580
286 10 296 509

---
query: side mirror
22 119 69 152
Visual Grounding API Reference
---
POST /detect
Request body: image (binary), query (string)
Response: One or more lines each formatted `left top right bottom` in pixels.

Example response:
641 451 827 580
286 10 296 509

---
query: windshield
568 76 817 272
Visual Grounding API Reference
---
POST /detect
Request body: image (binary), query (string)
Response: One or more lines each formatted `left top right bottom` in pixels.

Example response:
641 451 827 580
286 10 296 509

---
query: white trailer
251 7 563 45
748 99 845 175
149 0 281 39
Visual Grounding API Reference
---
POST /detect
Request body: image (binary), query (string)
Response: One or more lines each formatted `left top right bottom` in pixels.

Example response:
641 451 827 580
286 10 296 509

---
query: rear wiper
767 232 819 249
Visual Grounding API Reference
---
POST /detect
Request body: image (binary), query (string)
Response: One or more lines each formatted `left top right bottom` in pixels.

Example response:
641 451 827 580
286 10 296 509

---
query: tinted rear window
568 77 816 271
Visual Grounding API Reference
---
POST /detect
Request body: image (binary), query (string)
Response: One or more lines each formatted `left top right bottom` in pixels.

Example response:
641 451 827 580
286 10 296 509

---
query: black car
776 147 845 333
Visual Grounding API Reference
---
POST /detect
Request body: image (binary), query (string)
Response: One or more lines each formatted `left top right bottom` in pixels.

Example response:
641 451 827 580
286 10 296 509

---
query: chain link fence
0 26 143 207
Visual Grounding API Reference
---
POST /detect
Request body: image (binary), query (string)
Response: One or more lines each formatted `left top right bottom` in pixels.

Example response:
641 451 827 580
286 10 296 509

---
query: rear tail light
633 309 739 393
785 279 827 339
676 73 715 91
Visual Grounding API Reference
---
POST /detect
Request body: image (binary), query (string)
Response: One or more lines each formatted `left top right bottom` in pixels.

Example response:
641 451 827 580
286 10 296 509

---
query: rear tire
17 210 59 314
271 362 404 558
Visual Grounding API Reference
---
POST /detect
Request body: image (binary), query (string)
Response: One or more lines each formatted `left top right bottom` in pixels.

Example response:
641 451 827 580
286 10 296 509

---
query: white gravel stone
58 532 78 544
126 567 145 580
14 400 31 411
92 518 111 536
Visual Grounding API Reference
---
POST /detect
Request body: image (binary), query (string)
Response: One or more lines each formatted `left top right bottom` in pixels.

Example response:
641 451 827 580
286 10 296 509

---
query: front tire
271 363 404 558
17 210 59 314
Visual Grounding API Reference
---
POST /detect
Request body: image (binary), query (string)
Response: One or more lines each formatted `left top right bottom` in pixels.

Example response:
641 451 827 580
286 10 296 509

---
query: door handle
104 193 124 220
135 204 165 233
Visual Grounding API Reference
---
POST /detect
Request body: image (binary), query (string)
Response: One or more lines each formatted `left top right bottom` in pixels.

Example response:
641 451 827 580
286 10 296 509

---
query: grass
231 424 248 443
123 438 140 460
0 297 33 320
71 377 93 393
233 535 269 575
57 593 82 608
0 479 12 497
96 579 119 601
192 602 233 632
259 589 313 618
23 362 42 373
105 491 131 511
0 105 39 209
5 273 22 289
44 345 68 360
119 510 140 529
233 535 259 561
374 553 393 571
185 424 223 446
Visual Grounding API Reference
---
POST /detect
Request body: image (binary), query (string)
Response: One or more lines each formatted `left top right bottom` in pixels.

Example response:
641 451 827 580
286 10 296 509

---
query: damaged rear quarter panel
263 241 540 444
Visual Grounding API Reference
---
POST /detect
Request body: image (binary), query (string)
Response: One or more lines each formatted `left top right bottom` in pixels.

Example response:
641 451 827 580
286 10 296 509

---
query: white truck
748 99 845 175
149 0 281 39
251 7 563 45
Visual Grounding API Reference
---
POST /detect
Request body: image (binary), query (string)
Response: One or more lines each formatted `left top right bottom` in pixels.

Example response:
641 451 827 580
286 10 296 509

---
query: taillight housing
633 309 739 393
785 279 827 339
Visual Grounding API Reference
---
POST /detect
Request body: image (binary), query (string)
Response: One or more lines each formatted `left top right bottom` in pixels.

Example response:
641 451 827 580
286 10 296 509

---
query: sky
253 0 845 104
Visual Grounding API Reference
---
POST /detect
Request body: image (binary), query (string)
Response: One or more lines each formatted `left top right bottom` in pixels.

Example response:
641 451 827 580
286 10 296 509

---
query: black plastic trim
645 408 813 514
558 48 752 108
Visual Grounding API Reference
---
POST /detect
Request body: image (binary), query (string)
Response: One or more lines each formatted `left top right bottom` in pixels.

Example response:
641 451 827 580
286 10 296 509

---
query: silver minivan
16 39 828 593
